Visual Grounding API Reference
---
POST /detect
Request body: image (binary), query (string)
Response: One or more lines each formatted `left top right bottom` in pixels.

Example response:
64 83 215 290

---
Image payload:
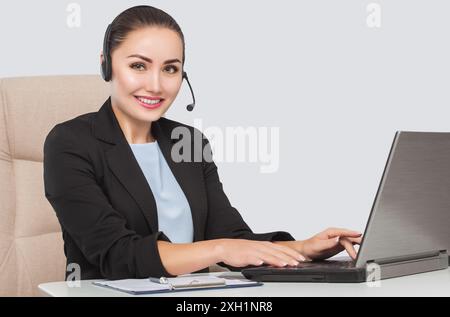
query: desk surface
38 269 450 297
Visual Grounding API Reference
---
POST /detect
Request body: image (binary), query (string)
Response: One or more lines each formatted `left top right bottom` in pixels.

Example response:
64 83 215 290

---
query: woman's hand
214 239 307 268
274 227 363 261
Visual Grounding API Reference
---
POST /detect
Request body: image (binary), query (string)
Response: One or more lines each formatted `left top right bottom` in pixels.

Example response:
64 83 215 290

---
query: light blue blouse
129 140 194 243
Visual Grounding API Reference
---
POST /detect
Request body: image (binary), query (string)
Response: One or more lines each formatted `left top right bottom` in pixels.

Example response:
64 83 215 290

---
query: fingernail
298 255 306 261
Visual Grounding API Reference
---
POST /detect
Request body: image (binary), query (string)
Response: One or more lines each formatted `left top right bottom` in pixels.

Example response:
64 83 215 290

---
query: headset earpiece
101 24 113 81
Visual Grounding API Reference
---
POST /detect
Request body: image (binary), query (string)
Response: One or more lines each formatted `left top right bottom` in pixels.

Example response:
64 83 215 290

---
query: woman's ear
100 51 105 65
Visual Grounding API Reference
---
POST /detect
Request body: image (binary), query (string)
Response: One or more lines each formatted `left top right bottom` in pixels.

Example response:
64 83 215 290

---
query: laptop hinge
365 250 448 280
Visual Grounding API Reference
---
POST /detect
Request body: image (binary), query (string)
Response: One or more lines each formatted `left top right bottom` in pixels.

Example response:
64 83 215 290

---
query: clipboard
93 274 263 295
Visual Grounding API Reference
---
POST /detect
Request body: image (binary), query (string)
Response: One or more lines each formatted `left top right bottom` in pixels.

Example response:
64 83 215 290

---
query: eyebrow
127 54 181 64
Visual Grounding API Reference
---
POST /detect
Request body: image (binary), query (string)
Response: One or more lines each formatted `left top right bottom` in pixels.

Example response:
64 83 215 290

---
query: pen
148 276 227 289
149 277 168 284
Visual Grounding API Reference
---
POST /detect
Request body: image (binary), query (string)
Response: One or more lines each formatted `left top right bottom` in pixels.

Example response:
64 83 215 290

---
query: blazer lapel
92 97 206 241
92 97 158 232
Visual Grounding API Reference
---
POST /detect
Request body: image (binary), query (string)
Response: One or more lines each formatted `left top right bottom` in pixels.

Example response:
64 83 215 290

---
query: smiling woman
43 5 362 281
100 7 186 143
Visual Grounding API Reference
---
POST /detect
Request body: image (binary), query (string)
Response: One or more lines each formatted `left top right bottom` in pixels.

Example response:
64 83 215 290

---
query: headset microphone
183 71 196 111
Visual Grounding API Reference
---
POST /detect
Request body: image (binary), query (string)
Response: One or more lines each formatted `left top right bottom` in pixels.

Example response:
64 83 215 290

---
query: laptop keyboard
268 260 356 270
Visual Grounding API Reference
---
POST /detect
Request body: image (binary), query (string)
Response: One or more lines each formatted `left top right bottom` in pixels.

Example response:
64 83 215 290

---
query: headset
100 7 196 111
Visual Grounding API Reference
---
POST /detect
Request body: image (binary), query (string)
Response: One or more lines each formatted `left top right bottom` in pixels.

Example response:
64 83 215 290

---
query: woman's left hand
275 227 363 261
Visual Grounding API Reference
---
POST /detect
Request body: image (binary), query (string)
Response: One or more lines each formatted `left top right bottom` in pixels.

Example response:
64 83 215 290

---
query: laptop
242 131 450 283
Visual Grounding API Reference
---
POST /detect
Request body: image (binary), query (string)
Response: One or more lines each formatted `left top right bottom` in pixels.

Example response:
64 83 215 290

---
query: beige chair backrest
0 75 110 296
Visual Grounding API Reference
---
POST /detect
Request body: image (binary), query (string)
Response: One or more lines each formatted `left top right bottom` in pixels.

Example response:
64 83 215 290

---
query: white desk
39 269 450 297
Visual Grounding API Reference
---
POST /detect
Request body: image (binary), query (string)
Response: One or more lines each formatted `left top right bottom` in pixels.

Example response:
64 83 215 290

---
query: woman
43 5 362 280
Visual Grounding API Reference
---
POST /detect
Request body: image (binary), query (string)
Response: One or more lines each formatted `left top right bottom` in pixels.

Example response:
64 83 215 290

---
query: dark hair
108 5 185 66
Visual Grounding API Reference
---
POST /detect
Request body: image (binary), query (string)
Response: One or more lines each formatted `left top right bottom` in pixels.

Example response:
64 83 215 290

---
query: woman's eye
165 65 179 74
130 63 145 71
130 63 178 74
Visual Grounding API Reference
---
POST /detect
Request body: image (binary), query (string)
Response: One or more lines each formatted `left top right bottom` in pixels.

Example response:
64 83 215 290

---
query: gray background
1 1 449 251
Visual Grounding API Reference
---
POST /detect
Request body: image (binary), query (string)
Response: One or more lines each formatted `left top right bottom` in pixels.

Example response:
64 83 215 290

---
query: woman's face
105 26 184 123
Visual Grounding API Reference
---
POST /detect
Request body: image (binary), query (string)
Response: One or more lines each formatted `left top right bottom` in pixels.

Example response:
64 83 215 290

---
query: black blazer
43 97 294 280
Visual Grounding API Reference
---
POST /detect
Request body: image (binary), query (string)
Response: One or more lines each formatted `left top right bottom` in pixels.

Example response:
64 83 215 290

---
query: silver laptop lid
356 131 450 267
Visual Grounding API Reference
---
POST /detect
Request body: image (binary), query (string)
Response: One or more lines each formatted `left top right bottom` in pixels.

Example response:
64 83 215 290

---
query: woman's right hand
214 239 306 268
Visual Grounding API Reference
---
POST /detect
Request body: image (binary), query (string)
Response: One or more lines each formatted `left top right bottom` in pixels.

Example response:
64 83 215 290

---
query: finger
257 251 290 267
326 228 362 239
347 237 363 245
339 237 358 259
259 243 300 265
265 248 300 266
250 258 264 266
326 228 362 238
266 242 306 262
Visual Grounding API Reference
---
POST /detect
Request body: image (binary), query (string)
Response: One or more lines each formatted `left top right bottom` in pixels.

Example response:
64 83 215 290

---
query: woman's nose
144 71 162 93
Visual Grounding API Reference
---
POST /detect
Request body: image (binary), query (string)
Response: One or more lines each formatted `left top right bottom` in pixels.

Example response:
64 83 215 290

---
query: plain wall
1 0 449 254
